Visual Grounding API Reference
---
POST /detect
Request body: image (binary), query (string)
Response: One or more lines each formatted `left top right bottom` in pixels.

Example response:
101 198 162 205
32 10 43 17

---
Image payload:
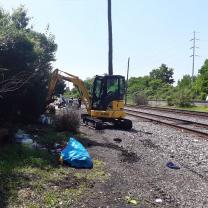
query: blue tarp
60 138 93 169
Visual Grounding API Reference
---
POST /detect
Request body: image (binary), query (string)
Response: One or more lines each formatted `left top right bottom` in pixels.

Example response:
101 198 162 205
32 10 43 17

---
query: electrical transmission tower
190 31 199 80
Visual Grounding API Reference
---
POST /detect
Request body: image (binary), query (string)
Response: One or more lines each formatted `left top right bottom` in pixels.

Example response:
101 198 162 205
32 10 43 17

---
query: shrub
133 92 148 105
54 110 80 132
174 89 193 107
167 96 174 106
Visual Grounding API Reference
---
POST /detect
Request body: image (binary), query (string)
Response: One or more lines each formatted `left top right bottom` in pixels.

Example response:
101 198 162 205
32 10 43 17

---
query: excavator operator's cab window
92 75 125 110
94 79 102 99
107 78 119 96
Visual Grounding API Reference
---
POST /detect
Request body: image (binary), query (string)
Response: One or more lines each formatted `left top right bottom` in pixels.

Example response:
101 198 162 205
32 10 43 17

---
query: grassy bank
0 127 107 208
174 105 208 112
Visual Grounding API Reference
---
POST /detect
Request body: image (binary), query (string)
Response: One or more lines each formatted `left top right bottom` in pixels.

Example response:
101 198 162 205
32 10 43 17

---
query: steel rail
126 105 208 118
125 109 208 138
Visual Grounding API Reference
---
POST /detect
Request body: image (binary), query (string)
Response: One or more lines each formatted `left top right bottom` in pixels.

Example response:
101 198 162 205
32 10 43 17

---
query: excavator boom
47 69 91 114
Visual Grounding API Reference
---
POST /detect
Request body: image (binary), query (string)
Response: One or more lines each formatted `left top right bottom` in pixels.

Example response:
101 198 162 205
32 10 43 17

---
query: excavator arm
47 69 91 114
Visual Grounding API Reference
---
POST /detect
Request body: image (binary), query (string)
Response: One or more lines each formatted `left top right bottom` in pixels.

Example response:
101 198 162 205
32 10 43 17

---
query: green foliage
193 59 208 100
173 88 193 107
64 87 79 98
0 6 57 121
177 74 193 89
54 80 66 95
84 77 93 93
64 77 93 98
11 6 30 29
149 64 174 84
126 61 208 105
127 67 175 102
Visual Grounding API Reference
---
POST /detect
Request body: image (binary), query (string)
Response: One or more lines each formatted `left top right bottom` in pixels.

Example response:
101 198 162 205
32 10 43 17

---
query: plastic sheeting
60 138 93 169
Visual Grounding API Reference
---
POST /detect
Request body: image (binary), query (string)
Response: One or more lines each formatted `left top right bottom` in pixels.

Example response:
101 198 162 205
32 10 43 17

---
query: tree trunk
108 0 113 75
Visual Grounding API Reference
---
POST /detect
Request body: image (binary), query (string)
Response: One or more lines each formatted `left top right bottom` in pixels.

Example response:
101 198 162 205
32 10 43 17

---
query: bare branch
0 71 36 96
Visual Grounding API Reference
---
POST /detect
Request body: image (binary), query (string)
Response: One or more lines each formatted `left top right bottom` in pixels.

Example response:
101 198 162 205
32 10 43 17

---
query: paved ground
74 115 208 208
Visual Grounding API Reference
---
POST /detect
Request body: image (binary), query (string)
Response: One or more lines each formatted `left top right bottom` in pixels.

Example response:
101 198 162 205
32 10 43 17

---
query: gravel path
74 115 208 208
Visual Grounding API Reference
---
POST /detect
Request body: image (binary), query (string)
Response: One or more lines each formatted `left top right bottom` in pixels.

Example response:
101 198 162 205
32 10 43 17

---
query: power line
190 31 199 80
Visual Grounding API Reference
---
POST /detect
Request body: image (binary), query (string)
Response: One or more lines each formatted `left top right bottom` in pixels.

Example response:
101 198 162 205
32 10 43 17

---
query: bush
54 110 80 132
133 92 148 105
167 96 174 106
174 89 193 107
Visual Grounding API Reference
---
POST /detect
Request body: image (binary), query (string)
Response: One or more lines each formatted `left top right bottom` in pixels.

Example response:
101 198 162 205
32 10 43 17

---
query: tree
11 6 30 29
84 77 93 92
0 6 57 121
177 75 193 89
108 0 113 75
149 64 174 84
193 59 208 100
54 80 66 96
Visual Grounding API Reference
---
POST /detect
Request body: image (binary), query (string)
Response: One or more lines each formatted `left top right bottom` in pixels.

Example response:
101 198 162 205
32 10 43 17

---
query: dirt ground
1 113 208 207
73 116 208 208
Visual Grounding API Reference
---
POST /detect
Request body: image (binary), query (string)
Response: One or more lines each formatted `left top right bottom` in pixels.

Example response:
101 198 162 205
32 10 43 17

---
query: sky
1 0 208 83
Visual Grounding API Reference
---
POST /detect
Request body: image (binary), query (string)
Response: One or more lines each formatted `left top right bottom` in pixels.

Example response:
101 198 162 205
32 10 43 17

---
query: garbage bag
60 138 93 169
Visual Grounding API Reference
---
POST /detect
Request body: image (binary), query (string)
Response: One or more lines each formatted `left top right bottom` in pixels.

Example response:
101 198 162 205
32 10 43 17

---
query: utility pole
190 31 199 81
125 57 130 105
108 0 113 75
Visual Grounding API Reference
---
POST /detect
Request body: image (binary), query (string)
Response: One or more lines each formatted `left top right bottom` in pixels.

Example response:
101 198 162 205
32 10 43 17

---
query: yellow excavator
47 69 132 130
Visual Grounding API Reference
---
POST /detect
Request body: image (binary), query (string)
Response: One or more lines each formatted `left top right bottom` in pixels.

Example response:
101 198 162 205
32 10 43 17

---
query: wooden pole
125 57 130 105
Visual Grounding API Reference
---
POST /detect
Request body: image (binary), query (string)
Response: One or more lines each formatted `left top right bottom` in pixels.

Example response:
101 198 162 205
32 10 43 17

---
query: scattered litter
155 198 163 203
15 129 33 145
39 114 52 125
15 129 45 149
113 138 122 143
32 141 43 149
54 143 62 149
166 162 180 169
60 138 93 169
125 196 139 205
53 143 66 154
16 129 25 135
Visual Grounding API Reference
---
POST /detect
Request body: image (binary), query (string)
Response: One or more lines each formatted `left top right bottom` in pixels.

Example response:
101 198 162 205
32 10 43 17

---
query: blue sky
1 0 208 82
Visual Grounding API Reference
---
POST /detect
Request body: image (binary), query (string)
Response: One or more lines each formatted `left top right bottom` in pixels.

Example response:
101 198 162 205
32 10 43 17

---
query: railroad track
126 105 208 118
125 108 208 137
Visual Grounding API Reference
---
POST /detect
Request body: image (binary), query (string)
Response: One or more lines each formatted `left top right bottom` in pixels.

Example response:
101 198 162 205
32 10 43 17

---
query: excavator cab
91 75 125 110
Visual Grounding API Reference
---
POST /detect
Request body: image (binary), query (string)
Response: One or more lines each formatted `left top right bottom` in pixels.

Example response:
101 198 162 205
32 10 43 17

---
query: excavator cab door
91 75 125 110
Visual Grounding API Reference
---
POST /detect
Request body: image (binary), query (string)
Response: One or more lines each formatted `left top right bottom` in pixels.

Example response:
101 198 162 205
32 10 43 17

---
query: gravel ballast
74 115 208 208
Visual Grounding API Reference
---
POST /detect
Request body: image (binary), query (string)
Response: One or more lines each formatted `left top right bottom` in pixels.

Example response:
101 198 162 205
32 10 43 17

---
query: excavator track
82 115 104 130
82 115 132 130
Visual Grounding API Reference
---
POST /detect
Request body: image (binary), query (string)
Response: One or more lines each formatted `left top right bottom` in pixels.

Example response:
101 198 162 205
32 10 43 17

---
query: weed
54 110 80 132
